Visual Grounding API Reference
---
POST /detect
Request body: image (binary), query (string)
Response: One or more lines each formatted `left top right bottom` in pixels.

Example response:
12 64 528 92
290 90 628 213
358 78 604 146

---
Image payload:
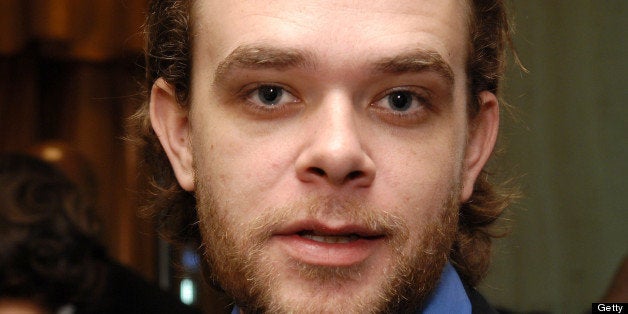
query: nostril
346 170 363 180
308 167 326 177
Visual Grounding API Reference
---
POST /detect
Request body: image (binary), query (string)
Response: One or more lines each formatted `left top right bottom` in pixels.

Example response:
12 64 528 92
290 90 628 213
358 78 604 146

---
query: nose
295 95 376 188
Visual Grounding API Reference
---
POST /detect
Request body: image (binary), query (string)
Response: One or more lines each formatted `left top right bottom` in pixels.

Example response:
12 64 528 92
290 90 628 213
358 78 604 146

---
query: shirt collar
231 262 470 314
420 262 471 314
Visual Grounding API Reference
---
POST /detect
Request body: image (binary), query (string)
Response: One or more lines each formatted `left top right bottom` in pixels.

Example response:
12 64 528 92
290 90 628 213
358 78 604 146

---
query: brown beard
196 186 459 314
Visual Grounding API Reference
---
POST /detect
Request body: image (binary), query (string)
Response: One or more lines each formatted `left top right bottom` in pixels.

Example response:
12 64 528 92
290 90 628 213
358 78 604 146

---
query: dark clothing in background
78 258 202 314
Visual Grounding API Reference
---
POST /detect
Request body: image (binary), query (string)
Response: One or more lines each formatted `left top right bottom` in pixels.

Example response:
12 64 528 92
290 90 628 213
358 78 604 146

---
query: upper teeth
301 234 359 244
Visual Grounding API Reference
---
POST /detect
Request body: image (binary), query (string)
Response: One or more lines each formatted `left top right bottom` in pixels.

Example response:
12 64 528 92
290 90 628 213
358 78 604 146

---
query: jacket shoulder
463 283 499 314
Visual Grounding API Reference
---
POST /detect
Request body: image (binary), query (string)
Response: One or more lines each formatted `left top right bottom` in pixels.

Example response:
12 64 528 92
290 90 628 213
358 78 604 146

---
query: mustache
244 195 409 241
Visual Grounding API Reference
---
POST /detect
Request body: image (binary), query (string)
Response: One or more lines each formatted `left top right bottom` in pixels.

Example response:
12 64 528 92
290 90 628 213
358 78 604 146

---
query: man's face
151 0 498 312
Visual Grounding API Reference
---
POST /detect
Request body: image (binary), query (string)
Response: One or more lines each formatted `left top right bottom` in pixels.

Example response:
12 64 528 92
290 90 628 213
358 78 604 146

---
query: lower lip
272 234 384 267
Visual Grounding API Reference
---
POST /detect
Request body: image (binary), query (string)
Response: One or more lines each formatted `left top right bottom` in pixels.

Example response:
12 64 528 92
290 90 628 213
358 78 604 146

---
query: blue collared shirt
231 263 470 313
420 262 471 313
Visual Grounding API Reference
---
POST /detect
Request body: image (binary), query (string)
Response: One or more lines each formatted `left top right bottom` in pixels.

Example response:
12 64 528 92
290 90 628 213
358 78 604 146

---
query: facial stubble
195 177 460 314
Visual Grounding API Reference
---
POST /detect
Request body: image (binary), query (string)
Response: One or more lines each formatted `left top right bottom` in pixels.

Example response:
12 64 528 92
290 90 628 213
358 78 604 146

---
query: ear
460 91 499 202
149 78 195 191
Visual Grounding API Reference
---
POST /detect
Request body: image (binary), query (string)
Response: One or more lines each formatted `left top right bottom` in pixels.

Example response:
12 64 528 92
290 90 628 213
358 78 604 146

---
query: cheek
371 126 464 219
191 116 298 212
375 123 464 181
381 154 457 211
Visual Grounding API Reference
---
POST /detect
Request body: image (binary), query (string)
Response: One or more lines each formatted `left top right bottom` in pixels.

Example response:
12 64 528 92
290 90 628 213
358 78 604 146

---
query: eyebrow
213 45 315 85
213 45 455 88
373 49 455 87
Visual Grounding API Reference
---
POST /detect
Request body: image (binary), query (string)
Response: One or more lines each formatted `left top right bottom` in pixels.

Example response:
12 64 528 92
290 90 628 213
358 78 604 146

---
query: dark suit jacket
464 283 499 314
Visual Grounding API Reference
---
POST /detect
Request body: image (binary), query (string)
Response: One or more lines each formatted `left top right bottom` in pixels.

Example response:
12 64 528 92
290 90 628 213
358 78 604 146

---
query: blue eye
387 91 413 111
373 89 424 113
247 85 298 107
258 85 284 105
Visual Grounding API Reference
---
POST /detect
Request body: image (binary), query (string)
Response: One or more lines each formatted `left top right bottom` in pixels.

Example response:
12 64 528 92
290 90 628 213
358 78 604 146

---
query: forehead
191 0 470 77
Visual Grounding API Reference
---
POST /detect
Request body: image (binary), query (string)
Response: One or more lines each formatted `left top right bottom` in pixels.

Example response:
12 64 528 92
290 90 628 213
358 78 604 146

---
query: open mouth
297 230 382 244
275 229 386 266
272 220 389 266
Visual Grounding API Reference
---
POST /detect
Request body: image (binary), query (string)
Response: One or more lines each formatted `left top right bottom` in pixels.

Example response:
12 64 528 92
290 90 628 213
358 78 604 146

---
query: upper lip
274 219 386 239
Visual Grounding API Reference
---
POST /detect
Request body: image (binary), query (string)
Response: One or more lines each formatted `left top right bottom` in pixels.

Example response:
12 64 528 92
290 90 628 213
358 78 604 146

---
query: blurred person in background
0 149 201 314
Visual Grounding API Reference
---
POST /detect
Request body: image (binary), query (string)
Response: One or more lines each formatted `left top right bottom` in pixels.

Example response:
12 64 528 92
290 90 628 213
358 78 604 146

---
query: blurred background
478 2 627 313
0 1 625 313
1 0 152 289
0 0 218 312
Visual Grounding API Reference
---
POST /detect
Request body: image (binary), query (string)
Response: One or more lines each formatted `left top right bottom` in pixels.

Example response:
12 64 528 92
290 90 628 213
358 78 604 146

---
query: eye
374 90 424 113
370 88 432 126
247 85 298 107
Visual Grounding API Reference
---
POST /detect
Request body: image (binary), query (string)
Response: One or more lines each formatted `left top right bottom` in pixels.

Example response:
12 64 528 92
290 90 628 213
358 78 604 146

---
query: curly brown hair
0 153 107 311
131 0 518 287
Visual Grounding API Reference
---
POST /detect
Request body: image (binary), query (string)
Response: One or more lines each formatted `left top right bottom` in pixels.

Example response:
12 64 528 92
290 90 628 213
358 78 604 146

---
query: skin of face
150 0 499 312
